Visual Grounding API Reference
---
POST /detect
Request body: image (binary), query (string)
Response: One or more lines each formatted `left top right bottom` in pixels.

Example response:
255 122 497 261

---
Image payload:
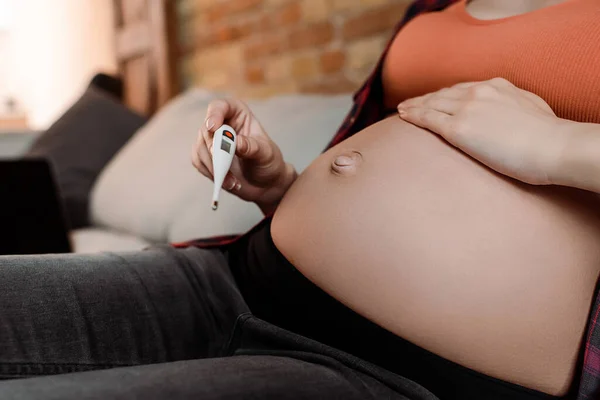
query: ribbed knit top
382 0 600 123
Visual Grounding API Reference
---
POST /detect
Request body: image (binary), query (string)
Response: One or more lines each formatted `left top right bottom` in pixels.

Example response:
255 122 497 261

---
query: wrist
257 163 297 215
551 120 600 193
545 118 573 187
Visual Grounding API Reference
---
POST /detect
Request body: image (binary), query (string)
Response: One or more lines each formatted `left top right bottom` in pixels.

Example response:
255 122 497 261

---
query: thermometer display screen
220 140 232 153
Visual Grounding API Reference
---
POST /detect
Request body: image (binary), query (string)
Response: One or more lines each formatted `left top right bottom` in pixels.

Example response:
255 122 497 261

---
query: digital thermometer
211 124 237 210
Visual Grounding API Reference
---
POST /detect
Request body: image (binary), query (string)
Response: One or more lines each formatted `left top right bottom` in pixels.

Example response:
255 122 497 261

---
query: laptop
0 159 72 255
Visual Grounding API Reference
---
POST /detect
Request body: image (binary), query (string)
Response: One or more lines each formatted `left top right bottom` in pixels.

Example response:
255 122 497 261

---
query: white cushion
71 228 152 253
91 89 352 243
90 89 217 242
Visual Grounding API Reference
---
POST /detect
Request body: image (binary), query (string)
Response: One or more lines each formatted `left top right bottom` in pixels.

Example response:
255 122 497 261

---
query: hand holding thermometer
211 124 237 210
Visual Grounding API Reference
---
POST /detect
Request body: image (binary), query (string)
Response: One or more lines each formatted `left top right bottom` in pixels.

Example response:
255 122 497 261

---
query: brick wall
176 0 411 98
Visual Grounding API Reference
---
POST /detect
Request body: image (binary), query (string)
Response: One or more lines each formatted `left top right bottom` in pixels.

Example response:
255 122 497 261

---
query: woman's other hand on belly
397 78 566 187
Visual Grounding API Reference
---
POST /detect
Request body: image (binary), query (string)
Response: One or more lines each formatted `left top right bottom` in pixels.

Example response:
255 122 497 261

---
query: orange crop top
382 0 600 123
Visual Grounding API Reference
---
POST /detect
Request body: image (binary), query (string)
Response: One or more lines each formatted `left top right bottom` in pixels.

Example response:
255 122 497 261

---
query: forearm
552 121 600 194
256 162 298 215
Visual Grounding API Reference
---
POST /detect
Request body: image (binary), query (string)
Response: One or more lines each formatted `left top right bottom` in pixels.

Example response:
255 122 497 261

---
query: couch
0 89 352 253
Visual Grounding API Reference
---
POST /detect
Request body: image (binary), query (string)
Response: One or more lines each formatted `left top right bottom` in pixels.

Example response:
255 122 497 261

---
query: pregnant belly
271 116 600 395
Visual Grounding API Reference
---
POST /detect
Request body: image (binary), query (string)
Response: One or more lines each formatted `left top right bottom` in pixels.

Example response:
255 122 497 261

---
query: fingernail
226 178 236 190
209 145 214 155
206 118 214 130
239 136 250 155
235 182 242 191
398 109 407 117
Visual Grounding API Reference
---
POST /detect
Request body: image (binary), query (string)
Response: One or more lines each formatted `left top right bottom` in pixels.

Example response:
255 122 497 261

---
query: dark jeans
0 246 435 400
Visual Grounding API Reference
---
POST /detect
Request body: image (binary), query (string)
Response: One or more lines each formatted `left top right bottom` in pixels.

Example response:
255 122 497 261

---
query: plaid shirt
176 0 600 397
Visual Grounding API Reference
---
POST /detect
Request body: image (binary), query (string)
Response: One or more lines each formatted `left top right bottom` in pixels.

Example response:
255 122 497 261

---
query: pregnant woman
1 0 599 399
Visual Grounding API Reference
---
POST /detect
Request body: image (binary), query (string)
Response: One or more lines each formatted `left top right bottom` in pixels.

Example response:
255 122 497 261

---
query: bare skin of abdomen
271 116 600 396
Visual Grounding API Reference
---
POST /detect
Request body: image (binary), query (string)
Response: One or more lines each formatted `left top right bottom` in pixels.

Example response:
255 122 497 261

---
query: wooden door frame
113 0 179 115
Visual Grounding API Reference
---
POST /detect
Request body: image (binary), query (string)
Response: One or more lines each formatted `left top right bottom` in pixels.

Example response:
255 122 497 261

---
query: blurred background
0 0 407 129
0 0 409 254
0 0 116 129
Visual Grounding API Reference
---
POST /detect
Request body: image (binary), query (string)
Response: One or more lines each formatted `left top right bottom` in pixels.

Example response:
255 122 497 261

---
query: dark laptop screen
0 159 72 255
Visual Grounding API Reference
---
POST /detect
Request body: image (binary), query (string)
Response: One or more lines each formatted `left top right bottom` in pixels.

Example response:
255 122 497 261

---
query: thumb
236 135 272 161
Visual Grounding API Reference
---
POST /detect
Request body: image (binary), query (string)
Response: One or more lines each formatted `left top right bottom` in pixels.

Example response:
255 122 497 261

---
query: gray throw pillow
26 86 147 228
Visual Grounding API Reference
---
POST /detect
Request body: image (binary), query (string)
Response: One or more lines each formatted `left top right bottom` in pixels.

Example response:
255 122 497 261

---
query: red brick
237 19 256 37
320 50 345 74
193 28 216 50
291 55 319 80
244 35 285 60
245 64 266 83
179 0 410 97
214 25 238 43
205 7 225 22
254 14 271 33
206 0 264 22
299 75 358 94
209 19 256 44
288 22 334 50
271 2 302 27
342 3 410 40
227 0 263 14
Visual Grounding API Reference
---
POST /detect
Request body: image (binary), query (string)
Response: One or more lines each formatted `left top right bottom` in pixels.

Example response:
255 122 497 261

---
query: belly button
331 150 363 175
